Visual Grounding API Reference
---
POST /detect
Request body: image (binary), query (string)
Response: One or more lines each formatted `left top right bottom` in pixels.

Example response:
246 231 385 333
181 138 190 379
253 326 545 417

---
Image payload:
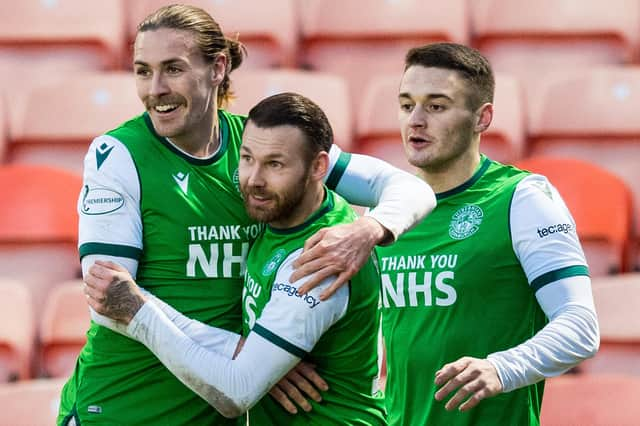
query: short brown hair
405 42 494 109
138 4 246 108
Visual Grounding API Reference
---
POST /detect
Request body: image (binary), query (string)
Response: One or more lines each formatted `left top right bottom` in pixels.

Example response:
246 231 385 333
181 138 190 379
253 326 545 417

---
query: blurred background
0 1 638 424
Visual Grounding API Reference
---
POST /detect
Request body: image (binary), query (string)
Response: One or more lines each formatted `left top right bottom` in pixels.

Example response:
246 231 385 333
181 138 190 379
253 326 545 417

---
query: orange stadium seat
471 0 639 95
39 280 89 378
0 0 124 85
516 156 633 276
356 72 525 167
0 165 82 316
126 0 297 68
7 72 142 175
0 280 34 382
578 273 640 375
227 69 353 150
526 67 640 268
0 378 66 425
540 375 640 426
299 0 469 103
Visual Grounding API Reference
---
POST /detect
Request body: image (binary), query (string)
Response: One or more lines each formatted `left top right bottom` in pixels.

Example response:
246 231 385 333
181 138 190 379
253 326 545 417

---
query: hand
268 361 329 414
293 217 389 299
84 260 146 324
434 357 503 412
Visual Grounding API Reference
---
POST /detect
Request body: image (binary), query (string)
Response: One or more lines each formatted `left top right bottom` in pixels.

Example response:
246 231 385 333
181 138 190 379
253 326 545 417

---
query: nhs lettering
243 272 262 329
380 254 458 308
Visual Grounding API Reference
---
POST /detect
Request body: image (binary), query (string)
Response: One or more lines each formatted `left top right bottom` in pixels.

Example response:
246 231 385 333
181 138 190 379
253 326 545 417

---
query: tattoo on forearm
104 278 143 321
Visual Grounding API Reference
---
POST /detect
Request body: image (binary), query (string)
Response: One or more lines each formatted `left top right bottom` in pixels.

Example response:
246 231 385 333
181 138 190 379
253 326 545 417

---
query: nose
408 105 427 129
246 164 265 188
149 72 170 97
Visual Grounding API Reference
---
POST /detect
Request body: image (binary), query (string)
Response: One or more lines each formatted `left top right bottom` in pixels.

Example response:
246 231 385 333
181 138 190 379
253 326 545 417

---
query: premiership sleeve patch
80 185 125 215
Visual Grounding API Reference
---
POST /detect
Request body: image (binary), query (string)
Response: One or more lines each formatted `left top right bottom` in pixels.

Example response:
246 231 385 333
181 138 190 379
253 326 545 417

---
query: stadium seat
577 273 640 375
39 280 89 378
7 72 141 175
471 0 639 95
0 378 66 425
126 0 297 68
0 94 6 163
0 0 124 79
540 374 640 426
227 69 353 150
516 156 633 276
299 0 469 103
0 164 82 316
356 72 524 165
0 280 34 382
526 67 640 269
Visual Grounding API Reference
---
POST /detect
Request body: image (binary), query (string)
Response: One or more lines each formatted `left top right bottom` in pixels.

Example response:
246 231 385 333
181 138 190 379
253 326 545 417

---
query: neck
270 184 325 229
417 146 482 194
169 108 220 158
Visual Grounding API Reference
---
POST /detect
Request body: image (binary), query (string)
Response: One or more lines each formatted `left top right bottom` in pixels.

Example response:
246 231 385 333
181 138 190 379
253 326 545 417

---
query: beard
240 173 310 224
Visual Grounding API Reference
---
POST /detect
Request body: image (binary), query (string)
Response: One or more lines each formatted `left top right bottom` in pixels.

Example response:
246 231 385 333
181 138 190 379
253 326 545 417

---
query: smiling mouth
153 104 180 113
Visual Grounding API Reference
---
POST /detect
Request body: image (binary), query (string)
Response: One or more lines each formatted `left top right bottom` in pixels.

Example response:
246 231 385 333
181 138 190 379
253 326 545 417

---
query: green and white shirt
377 156 589 426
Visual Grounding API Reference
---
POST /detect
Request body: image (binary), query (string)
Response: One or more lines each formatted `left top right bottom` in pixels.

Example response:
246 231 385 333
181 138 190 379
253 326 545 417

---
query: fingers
290 258 332 285
434 364 477 403
274 378 312 412
286 370 322 402
296 265 341 295
294 362 329 393
459 386 493 412
268 384 298 414
292 230 327 269
443 378 484 411
319 271 350 301
435 358 471 387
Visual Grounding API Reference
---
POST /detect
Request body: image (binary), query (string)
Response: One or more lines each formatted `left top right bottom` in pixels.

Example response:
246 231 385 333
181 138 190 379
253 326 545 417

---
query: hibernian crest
262 248 287 276
449 205 483 240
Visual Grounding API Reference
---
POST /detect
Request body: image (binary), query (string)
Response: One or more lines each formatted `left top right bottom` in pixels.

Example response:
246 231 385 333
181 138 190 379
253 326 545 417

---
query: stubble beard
241 174 310 224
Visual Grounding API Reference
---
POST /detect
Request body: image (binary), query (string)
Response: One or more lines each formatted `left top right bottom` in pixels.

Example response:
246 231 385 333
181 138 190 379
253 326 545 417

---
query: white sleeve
487 174 599 392
326 145 436 242
488 276 599 392
510 174 588 285
78 135 143 261
254 249 349 353
123 249 348 418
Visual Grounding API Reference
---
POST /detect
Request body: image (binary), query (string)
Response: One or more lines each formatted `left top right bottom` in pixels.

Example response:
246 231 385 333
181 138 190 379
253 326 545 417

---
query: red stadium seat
227 69 353 150
7 72 141 174
0 280 34 382
540 375 640 426
0 165 82 316
0 378 66 425
0 94 6 163
356 72 524 165
0 0 124 77
126 0 297 68
299 0 469 104
516 156 633 276
471 0 639 94
578 273 640 375
39 280 89 378
526 67 640 269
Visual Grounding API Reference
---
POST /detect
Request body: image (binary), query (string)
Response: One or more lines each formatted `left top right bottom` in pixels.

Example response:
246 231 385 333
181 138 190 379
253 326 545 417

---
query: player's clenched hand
84 260 146 324
269 361 329 414
292 217 389 300
434 357 503 412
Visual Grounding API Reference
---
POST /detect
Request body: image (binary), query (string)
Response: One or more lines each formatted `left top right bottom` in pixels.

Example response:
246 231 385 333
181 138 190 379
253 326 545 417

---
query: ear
311 151 330 182
475 103 493 133
211 54 227 86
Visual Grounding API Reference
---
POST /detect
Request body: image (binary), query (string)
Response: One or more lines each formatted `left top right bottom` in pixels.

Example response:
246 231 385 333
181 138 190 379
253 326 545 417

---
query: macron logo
173 172 189 195
96 143 114 170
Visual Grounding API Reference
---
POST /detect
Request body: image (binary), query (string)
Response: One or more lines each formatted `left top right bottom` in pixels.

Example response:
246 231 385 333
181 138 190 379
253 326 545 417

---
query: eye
135 67 151 77
399 102 414 112
269 161 283 168
428 104 445 112
240 154 252 162
166 65 183 75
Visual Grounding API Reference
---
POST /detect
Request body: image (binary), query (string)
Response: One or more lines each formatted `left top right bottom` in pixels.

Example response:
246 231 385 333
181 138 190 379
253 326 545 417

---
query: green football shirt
377 157 589 426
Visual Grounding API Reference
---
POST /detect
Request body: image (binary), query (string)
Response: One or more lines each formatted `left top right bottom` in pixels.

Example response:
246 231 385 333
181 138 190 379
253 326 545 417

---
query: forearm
332 151 436 242
127 302 298 418
487 304 599 392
